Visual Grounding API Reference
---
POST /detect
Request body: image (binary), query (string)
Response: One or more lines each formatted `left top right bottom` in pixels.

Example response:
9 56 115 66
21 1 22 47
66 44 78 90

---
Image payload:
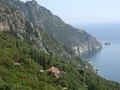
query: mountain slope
26 0 102 55
0 32 120 90
0 0 74 59
3 0 101 56
1 0 120 90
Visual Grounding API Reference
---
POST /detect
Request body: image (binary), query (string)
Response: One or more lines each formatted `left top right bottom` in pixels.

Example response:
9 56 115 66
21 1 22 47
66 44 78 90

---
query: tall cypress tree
43 54 46 70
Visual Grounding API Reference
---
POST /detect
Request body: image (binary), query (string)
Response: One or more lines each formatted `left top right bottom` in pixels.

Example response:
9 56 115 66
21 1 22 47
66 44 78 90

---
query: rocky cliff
2 0 102 56
2 0 101 55
26 0 102 56
0 0 74 58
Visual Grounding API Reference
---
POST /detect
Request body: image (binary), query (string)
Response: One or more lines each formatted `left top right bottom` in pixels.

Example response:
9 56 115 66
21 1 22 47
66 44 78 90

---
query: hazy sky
20 0 120 24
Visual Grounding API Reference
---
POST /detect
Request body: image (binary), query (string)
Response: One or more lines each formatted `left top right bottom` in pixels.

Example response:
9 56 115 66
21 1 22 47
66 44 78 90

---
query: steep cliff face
72 31 102 56
0 0 101 55
3 0 102 56
26 0 102 55
0 1 74 58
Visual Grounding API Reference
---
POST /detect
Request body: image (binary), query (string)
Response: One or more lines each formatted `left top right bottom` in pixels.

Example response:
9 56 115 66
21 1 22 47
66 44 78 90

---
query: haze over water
74 23 120 82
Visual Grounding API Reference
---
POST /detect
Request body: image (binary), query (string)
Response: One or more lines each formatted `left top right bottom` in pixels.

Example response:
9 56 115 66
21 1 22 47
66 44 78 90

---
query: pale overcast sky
20 0 120 24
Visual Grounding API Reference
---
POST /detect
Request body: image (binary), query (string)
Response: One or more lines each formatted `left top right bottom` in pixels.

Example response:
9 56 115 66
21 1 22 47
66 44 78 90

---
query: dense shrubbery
0 32 120 90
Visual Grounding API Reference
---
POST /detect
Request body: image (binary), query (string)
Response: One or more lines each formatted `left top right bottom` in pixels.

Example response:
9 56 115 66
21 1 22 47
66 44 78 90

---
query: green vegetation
0 32 120 90
0 0 120 90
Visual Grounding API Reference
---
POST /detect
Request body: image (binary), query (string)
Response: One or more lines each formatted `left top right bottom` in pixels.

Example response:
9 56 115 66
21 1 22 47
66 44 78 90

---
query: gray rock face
21 0 102 55
0 1 73 59
0 0 102 56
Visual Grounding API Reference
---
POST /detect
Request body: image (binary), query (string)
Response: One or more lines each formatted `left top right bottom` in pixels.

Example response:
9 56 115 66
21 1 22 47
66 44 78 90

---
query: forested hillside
0 0 120 90
0 32 120 90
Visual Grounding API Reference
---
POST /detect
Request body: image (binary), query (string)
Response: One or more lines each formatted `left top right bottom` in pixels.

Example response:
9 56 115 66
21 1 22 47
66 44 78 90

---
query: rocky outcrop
18 0 101 55
72 31 102 56
0 0 101 57
0 1 73 59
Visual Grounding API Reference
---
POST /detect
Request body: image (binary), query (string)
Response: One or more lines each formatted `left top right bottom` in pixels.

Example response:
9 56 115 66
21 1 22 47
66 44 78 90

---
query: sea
74 23 120 83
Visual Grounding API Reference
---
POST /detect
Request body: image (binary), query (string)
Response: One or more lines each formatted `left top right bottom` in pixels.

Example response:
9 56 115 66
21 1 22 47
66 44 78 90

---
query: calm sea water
74 23 120 82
